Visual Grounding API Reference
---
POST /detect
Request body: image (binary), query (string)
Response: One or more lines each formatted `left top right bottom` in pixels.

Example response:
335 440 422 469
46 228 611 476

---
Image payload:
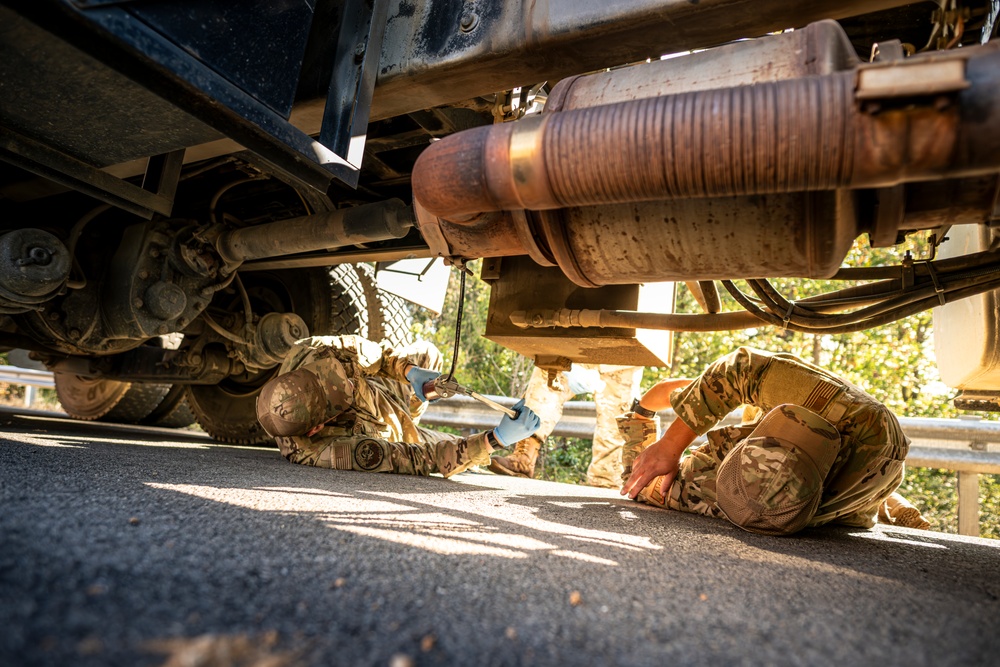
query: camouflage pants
523 364 642 487
302 426 492 478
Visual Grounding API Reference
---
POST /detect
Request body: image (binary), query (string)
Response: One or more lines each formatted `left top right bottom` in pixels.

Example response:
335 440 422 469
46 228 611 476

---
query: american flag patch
802 380 840 414
334 444 352 470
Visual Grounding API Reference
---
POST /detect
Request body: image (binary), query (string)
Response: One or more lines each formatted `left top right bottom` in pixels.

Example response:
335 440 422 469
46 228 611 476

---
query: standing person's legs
490 365 574 477
588 365 643 487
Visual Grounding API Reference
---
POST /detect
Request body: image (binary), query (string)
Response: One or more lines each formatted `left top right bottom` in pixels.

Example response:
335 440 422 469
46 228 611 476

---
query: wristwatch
486 430 504 450
629 398 657 419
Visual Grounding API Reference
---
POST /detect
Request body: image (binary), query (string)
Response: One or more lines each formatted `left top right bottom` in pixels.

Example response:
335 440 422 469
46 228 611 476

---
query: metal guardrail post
958 471 981 536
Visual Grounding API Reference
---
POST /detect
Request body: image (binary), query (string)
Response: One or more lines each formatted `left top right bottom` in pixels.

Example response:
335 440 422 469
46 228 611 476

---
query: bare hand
620 439 680 500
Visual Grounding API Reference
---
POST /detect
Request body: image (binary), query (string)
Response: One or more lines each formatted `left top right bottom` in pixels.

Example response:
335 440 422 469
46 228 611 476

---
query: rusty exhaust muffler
414 46 1000 217
411 28 1000 286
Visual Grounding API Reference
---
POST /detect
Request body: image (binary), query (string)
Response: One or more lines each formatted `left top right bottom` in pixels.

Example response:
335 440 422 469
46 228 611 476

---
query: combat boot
489 435 542 478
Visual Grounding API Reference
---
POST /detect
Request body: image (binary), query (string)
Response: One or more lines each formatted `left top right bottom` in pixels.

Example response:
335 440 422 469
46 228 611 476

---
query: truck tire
329 263 412 347
54 374 170 422
140 385 197 428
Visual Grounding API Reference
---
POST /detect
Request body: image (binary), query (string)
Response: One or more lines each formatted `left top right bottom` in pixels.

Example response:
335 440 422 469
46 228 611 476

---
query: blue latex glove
564 364 604 396
406 366 442 402
493 399 542 447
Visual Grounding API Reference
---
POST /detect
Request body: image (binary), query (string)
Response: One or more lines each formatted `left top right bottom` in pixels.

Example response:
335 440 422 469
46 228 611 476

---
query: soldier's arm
668 346 773 435
636 378 693 414
327 335 392 376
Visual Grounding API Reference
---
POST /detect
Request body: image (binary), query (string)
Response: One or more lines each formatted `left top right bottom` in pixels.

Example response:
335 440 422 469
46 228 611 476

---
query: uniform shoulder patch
354 439 385 471
802 379 841 415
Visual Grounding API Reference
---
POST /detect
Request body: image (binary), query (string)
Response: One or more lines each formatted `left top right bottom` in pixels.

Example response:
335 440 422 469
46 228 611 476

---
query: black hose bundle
721 250 1000 334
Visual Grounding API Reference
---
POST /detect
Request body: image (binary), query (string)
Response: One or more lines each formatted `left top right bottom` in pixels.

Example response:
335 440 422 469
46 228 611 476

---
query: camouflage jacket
273 335 492 477
665 347 908 528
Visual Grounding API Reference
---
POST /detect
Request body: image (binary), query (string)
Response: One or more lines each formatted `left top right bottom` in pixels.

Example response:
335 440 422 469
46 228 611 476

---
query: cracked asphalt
2 406 999 667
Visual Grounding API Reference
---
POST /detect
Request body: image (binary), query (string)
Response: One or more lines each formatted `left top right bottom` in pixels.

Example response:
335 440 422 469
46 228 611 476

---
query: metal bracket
0 127 181 219
856 57 969 100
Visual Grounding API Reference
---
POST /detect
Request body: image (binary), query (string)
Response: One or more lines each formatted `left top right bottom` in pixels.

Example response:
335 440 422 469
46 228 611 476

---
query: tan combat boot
489 435 542 478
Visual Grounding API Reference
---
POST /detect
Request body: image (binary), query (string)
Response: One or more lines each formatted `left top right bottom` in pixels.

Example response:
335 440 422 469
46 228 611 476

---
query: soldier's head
715 404 840 536
256 357 354 438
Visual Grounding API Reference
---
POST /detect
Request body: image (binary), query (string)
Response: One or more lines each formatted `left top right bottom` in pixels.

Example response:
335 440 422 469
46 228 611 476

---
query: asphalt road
2 406 1000 667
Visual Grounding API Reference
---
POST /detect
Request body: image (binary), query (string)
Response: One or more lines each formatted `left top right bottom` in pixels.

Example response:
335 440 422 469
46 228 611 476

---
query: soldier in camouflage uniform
256 334 540 478
619 347 929 535
490 364 642 487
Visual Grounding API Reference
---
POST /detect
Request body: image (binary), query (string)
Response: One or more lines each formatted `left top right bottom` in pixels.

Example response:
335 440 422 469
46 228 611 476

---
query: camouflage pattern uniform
619 347 908 529
272 335 493 478
520 363 642 487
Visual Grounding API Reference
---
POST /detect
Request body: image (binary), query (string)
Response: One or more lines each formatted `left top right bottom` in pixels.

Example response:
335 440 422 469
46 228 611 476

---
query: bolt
149 248 160 259
17 246 53 267
190 355 202 365
177 318 186 327
139 270 150 280
69 328 81 340
134 298 144 308
157 325 168 334
460 12 478 32
531 313 544 325
48 311 60 322
354 42 366 63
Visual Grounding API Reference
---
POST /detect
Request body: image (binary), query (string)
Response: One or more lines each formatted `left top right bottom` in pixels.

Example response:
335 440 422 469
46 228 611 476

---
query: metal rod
215 199 413 264
238 246 432 272
468 390 518 419
510 308 761 332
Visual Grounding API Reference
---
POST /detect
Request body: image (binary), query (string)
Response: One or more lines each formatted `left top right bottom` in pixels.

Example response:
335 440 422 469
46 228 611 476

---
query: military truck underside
3 0 1000 442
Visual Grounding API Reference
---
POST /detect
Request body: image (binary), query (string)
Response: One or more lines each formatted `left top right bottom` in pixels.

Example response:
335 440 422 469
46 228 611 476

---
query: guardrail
2 364 996 535
422 394 1000 537
0 364 54 408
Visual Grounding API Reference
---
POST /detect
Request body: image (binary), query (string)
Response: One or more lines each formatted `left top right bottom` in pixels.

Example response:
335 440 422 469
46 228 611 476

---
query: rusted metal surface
411 26 1000 286
509 308 761 332
687 281 722 314
544 20 860 112
535 192 858 286
412 41 1000 222
237 246 432 272
373 0 916 122
427 191 861 285
215 199 412 264
483 256 674 367
901 175 1000 228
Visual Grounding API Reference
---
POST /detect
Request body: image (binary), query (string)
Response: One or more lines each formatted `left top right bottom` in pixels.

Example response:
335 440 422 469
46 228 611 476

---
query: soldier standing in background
255 334 540 478
619 347 929 535
490 364 643 487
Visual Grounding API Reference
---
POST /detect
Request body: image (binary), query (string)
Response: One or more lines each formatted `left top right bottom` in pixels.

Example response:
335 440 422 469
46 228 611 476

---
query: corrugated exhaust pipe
412 44 1000 221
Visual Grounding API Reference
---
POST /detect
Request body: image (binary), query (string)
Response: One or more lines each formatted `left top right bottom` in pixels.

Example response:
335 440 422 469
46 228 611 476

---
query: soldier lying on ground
619 347 930 535
255 334 541 477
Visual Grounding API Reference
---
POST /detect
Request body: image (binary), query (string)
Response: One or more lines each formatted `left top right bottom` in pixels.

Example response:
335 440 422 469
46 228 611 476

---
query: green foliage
535 437 592 485
415 240 1000 539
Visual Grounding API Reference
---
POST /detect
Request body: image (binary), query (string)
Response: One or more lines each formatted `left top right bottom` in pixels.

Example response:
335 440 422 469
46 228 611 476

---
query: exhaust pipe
412 45 1000 220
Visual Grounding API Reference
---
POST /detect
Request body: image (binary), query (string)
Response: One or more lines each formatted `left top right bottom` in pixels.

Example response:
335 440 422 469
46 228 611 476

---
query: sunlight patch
145 483 413 513
331 524 528 558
